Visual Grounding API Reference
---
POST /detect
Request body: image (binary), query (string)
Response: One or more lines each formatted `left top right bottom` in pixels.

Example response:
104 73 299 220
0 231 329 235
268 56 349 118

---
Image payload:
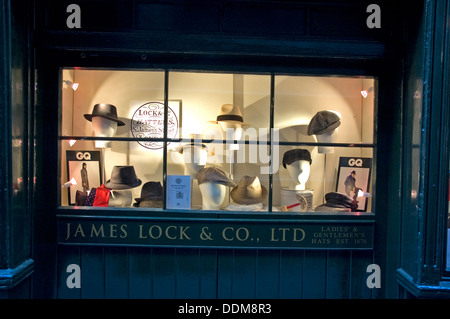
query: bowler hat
84 103 125 126
105 166 142 190
282 149 312 168
133 181 163 208
196 166 236 187
307 110 341 136
230 175 268 205
209 104 251 126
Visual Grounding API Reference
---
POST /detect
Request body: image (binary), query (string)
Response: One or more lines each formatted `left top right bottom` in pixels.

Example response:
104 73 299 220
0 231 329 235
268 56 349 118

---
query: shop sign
57 218 373 249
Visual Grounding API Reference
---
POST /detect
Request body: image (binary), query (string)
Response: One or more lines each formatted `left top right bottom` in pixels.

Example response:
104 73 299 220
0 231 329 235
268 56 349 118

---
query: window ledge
397 268 450 298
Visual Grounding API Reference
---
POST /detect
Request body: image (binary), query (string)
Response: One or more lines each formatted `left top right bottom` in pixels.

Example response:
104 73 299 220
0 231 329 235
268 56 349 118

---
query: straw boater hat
230 175 268 205
209 104 251 126
84 103 125 126
105 166 142 190
133 181 163 208
196 166 236 187
307 110 341 136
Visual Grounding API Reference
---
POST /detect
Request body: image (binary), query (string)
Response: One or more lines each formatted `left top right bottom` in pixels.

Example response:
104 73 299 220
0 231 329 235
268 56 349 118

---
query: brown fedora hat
230 175 268 205
84 103 125 126
133 181 163 207
105 166 142 190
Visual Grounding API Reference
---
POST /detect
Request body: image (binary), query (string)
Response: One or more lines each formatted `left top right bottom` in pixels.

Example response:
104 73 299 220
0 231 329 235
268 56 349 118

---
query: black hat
314 192 358 212
307 110 341 136
133 181 163 207
84 103 125 126
282 149 312 168
105 166 142 190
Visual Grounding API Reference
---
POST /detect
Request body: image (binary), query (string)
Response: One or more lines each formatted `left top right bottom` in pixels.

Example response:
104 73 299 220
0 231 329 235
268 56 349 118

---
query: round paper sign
131 102 179 150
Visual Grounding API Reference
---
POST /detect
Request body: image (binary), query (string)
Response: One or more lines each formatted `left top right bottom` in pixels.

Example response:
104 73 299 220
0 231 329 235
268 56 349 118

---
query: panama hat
196 166 236 187
230 175 268 205
307 110 341 136
209 104 251 126
282 149 312 168
105 166 142 190
84 103 125 126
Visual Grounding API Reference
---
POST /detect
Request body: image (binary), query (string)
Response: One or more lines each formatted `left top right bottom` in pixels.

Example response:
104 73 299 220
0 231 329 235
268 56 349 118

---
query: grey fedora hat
84 103 126 126
307 110 341 136
105 166 142 190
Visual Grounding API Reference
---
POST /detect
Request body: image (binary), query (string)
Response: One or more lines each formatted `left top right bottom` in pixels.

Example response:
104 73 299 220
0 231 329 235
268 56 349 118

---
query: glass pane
60 69 165 208
273 75 375 213
167 71 271 211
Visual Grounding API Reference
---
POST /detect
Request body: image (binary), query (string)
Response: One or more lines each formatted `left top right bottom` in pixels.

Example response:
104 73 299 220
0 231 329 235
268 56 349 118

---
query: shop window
60 69 375 214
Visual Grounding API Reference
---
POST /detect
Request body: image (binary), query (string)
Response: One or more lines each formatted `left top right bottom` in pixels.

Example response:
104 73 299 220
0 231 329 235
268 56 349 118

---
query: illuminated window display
60 69 375 213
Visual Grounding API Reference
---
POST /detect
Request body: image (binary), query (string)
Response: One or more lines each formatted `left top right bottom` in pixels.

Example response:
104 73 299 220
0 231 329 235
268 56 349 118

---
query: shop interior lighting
361 86 374 98
63 80 79 91
68 139 77 147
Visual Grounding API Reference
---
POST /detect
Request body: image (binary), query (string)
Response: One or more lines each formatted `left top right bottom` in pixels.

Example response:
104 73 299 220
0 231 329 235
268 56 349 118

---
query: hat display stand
280 188 313 212
316 128 339 154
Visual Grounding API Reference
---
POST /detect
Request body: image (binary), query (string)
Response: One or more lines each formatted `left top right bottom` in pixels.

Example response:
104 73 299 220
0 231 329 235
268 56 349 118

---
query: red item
93 184 111 207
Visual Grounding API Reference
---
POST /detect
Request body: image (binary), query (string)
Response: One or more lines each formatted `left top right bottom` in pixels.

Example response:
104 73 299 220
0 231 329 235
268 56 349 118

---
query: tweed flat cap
282 149 312 168
307 110 341 136
196 166 236 187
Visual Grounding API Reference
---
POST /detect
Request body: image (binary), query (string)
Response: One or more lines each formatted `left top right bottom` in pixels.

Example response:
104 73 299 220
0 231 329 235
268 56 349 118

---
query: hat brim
230 185 268 205
104 179 142 190
133 200 163 208
208 120 252 126
308 120 340 136
84 114 126 126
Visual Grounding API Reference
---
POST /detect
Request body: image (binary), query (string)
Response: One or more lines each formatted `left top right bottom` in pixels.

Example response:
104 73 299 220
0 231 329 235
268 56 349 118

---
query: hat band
216 114 243 122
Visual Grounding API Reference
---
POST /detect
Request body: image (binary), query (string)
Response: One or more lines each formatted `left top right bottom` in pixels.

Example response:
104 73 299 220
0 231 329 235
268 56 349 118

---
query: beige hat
209 104 251 126
196 166 236 187
230 175 268 205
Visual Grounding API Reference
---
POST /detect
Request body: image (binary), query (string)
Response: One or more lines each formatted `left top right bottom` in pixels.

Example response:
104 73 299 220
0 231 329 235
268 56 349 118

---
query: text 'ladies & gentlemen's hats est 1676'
307 110 341 136
230 175 268 205
84 103 126 126
209 104 251 126
105 166 142 190
282 149 312 168
133 181 164 208
196 166 236 187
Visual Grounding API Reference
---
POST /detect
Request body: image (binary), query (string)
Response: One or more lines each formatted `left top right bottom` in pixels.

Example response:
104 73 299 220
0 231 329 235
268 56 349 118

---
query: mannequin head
92 116 118 148
108 189 132 207
198 182 227 210
219 122 243 150
316 127 339 153
286 159 311 190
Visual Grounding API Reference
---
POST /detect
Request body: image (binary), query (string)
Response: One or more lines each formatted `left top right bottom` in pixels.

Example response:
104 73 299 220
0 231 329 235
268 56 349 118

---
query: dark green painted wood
199 249 217 299
326 251 351 299
256 250 280 299
153 248 177 299
279 250 303 299
56 245 80 299
104 247 128 299
176 248 200 299
302 251 327 299
80 246 105 299
128 247 153 299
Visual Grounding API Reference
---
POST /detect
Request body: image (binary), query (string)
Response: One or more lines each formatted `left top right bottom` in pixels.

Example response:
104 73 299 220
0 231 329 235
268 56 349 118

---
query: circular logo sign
131 102 179 150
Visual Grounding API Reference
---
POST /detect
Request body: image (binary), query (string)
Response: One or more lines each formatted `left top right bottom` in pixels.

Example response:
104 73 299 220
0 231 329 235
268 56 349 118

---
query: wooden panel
80 246 105 299
199 249 218 298
136 3 220 33
326 251 351 298
152 248 176 299
128 247 153 299
176 248 201 299
222 4 305 36
216 249 233 299
302 251 327 298
279 250 303 299
256 250 280 299
232 250 257 298
350 250 373 298
104 247 129 299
